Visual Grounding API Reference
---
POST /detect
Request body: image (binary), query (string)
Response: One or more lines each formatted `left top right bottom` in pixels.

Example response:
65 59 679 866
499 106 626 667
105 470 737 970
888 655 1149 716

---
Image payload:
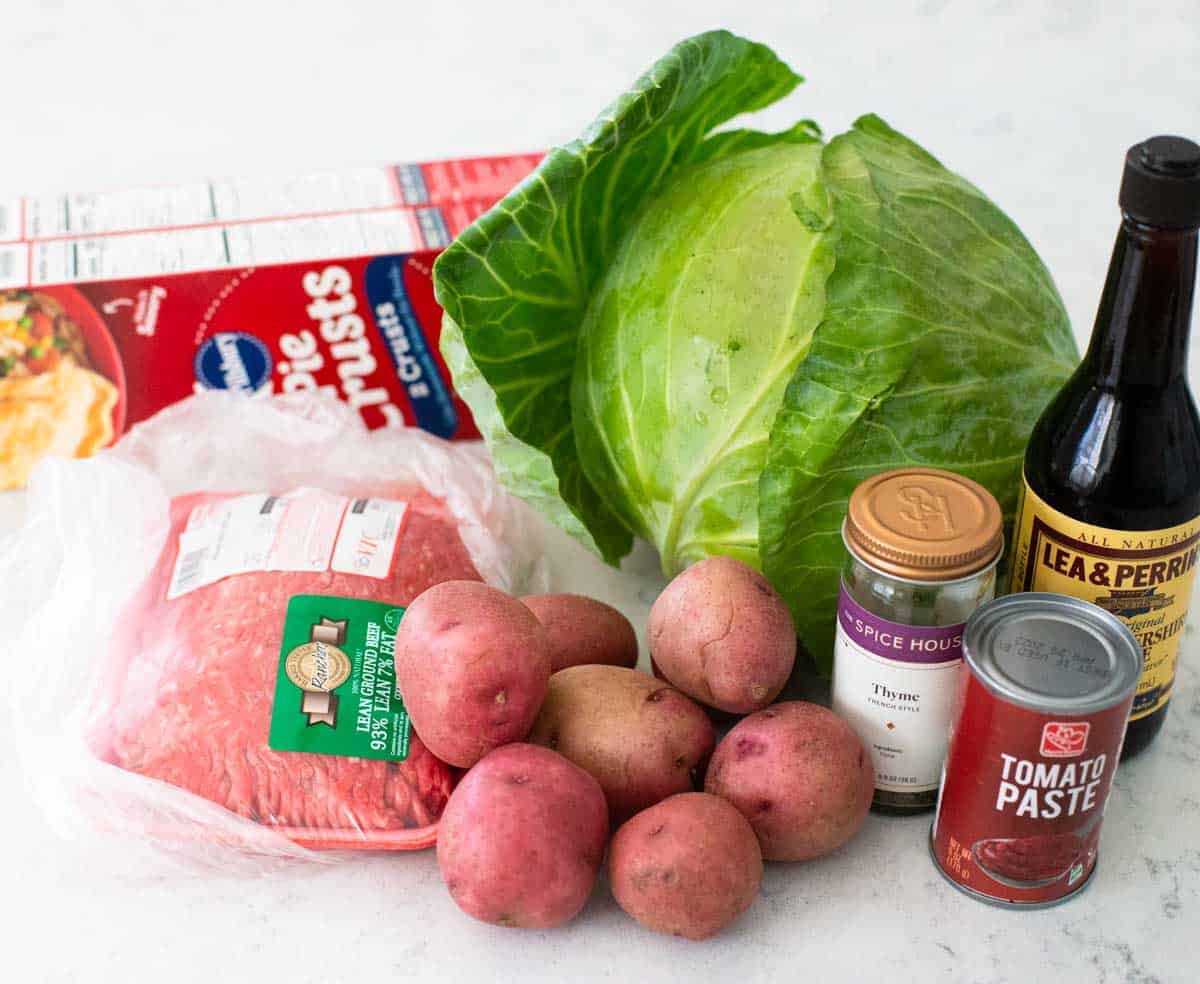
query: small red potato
527 665 715 824
704 701 873 861
394 580 551 768
521 593 638 671
437 744 609 928
608 792 762 940
648 556 796 714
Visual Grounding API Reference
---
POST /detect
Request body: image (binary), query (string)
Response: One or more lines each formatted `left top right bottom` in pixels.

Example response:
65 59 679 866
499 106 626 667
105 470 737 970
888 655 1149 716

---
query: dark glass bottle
1008 136 1200 758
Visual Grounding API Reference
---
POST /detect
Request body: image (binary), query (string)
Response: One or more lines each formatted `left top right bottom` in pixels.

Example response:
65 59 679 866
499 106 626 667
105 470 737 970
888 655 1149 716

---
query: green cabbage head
434 31 1077 671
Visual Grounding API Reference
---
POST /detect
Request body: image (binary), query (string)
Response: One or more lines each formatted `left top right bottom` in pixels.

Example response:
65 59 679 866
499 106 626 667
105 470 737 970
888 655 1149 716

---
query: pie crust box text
0 153 542 489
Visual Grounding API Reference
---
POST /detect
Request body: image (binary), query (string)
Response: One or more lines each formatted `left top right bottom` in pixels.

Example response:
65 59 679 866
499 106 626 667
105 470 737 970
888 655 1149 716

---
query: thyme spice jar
832 468 1004 814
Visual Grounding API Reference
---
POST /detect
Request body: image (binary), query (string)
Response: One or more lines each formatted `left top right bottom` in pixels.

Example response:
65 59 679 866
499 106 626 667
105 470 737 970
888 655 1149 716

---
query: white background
2 2 1199 981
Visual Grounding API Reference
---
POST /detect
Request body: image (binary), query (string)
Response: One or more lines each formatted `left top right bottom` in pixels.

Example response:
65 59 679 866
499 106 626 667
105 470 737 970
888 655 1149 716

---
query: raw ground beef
98 483 482 850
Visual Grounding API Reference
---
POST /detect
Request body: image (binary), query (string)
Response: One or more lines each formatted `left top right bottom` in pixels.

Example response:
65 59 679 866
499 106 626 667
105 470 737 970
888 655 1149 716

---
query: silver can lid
964 593 1143 714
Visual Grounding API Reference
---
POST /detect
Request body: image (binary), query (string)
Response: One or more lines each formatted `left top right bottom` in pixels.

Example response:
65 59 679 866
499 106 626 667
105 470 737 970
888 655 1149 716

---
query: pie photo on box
0 288 125 489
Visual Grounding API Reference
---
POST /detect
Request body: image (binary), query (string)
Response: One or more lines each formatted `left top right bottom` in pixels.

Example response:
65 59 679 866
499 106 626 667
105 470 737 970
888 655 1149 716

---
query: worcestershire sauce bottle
1009 135 1200 758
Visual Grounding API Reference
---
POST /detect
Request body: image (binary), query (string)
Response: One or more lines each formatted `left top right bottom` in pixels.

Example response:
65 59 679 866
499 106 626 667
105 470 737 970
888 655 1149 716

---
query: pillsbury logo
194 332 273 393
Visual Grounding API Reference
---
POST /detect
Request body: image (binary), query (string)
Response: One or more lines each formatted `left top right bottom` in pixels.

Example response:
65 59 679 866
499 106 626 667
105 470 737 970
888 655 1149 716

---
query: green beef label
268 594 411 761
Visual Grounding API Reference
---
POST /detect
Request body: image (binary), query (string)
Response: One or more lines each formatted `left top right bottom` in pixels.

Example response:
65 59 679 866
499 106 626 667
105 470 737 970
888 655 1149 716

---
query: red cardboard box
0 153 541 488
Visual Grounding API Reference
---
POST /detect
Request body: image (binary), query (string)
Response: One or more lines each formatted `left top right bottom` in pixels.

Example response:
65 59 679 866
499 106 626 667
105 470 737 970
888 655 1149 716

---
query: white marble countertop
2 2 1199 981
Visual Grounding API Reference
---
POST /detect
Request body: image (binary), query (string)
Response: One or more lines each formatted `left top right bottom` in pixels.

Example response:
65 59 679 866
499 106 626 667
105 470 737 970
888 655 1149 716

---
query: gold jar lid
844 468 1003 581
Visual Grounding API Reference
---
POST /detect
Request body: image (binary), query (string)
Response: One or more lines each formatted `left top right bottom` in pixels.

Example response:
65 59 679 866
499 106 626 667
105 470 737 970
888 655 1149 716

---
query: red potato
648 556 796 714
394 580 551 768
608 793 762 940
704 701 873 861
527 665 715 824
437 744 609 928
521 593 638 671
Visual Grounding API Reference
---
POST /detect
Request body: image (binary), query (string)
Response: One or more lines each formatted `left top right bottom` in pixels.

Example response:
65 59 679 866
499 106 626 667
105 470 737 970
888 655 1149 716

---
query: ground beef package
0 393 582 872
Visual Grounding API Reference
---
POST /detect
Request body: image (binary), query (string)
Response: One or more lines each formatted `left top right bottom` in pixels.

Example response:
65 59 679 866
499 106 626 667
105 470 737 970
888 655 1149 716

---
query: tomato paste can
930 592 1141 907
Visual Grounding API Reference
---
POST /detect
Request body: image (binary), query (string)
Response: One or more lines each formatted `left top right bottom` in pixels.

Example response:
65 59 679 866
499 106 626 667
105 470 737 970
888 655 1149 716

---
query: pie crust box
0 152 541 489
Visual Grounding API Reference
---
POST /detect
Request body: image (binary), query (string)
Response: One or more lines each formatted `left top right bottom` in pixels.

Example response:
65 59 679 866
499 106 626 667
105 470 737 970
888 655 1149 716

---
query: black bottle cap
1119 135 1200 229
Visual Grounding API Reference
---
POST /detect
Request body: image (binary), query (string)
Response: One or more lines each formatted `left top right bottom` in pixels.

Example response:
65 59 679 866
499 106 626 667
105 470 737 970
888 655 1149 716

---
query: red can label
931 670 1131 905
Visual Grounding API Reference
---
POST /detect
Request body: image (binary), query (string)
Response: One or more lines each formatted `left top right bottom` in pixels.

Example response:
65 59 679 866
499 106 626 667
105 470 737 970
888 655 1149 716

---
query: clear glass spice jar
832 467 1003 815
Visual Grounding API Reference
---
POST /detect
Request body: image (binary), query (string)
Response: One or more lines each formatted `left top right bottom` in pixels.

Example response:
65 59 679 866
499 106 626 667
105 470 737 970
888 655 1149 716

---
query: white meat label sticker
166 489 408 600
330 498 408 579
830 583 965 794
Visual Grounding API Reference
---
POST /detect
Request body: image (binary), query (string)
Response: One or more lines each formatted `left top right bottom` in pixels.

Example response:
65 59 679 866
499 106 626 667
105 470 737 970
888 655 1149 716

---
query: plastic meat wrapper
0 394 653 874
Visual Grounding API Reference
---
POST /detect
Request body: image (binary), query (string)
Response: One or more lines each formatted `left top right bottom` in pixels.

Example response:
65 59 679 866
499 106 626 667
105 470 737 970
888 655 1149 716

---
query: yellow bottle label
1009 475 1200 720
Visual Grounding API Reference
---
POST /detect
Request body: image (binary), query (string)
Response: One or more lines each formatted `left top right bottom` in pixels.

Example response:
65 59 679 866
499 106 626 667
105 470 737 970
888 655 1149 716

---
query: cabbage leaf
434 30 815 563
572 142 835 571
760 116 1076 667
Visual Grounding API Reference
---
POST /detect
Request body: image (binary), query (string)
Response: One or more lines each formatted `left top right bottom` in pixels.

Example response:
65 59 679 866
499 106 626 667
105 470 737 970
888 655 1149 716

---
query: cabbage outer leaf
434 30 809 563
760 115 1078 672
